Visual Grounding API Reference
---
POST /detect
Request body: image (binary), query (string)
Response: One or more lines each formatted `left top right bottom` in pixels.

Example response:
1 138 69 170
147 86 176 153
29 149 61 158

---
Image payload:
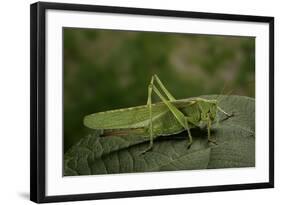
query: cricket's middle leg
207 113 217 144
184 118 193 148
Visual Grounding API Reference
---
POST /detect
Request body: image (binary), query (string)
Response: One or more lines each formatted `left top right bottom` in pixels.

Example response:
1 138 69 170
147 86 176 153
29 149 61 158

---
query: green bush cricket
84 74 233 154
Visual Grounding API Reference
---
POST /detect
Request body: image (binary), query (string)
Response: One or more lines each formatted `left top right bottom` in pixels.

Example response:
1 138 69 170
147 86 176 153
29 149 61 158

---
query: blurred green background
63 28 255 153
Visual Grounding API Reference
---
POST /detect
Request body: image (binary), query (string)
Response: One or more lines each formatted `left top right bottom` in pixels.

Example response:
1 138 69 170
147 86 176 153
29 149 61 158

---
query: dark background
63 28 255 152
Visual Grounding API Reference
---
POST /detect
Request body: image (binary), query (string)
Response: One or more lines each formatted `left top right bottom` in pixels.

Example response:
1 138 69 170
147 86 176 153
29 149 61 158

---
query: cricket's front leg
218 106 234 118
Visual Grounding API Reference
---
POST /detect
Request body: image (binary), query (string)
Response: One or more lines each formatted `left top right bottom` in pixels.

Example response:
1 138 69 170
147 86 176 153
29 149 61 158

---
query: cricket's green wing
84 104 166 129
83 99 194 130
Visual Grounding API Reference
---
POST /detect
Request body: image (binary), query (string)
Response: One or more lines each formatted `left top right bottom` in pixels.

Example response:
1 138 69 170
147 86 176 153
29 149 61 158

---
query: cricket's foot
208 138 218 145
139 145 153 155
226 112 235 118
187 141 192 149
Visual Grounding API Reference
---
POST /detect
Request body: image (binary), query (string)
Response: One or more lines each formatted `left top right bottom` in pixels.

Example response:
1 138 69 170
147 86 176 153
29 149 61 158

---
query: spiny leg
140 83 154 154
140 75 193 154
153 74 176 101
147 76 155 150
185 118 193 148
151 83 194 149
218 106 233 118
153 85 193 148
207 113 217 145
141 75 177 154
141 76 158 154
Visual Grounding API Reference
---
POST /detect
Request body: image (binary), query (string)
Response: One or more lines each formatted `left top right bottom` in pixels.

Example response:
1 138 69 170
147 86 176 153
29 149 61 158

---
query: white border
46 9 269 196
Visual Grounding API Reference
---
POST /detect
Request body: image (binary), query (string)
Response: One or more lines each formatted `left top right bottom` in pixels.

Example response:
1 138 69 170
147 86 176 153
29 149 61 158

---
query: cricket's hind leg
139 74 181 155
139 83 154 155
139 74 195 154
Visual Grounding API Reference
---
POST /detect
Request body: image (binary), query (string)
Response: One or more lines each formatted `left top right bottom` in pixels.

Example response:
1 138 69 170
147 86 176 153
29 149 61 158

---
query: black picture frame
30 1 274 203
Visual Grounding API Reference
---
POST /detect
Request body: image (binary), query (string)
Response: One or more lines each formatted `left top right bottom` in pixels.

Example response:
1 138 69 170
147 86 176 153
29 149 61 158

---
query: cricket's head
198 99 218 121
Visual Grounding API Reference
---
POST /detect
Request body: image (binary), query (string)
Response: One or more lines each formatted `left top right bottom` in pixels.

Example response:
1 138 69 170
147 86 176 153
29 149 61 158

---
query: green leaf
64 95 255 176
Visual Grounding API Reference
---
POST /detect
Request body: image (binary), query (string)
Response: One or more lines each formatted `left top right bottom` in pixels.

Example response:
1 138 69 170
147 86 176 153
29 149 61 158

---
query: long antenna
217 89 234 102
215 82 227 101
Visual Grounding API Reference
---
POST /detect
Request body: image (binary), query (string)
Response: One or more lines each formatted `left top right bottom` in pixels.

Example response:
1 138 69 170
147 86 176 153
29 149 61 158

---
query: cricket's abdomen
100 111 187 138
83 99 201 137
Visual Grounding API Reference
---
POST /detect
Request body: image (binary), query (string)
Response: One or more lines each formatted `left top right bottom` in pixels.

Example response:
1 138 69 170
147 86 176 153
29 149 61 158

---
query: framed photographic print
30 1 274 203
